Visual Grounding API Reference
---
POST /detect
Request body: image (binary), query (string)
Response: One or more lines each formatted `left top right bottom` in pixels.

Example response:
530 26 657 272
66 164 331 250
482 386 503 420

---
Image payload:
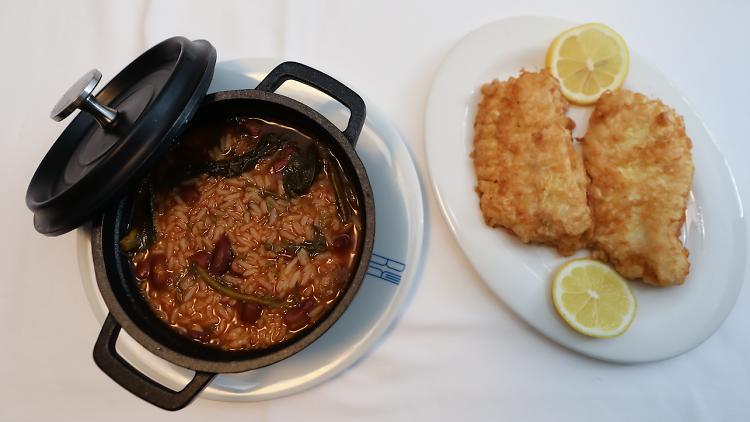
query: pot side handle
255 61 366 147
93 313 217 411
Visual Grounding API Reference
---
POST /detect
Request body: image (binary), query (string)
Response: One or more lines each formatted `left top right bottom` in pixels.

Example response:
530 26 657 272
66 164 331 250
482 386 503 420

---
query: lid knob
50 69 119 128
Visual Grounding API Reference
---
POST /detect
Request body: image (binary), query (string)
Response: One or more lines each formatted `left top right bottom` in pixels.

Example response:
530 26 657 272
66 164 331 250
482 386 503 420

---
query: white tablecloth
2 1 748 420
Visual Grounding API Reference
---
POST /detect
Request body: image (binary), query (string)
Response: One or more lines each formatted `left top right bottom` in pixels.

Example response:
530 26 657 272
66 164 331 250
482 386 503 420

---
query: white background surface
1 1 748 421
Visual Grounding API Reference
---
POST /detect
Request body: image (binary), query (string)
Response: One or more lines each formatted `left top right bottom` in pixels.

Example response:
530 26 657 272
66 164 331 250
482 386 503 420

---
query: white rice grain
301 265 314 286
284 257 299 276
308 304 326 319
184 284 199 302
297 248 310 265
257 276 273 291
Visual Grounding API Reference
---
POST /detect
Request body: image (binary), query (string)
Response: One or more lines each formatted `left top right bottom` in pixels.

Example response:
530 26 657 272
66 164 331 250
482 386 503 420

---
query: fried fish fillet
472 70 594 256
582 90 694 286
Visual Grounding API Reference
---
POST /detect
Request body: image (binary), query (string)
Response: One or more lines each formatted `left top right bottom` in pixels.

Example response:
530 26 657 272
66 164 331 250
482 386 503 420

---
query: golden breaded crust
472 70 594 256
583 90 694 286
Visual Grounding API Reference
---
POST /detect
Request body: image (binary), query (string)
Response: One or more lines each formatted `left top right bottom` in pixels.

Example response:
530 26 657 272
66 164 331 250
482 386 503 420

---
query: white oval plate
78 58 424 401
424 16 746 363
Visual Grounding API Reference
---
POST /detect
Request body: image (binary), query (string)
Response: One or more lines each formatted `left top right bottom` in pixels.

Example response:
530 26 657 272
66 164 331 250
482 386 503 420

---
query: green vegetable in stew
258 187 287 201
281 226 328 257
283 144 322 197
158 133 284 189
195 265 290 308
325 153 351 224
119 181 157 253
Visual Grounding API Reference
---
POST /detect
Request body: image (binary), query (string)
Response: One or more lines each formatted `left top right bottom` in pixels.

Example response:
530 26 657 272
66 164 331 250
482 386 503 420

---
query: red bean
243 119 264 137
240 302 262 325
135 256 151 279
190 251 211 269
331 234 350 253
209 234 233 275
283 299 316 329
179 184 200 205
150 255 170 289
270 145 299 173
187 329 209 342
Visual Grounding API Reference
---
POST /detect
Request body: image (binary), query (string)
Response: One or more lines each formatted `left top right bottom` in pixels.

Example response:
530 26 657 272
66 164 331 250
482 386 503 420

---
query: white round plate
78 58 424 401
424 16 746 363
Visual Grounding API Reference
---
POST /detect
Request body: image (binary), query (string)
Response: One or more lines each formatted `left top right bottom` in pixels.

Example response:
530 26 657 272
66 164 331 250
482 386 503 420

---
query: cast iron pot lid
26 36 217 236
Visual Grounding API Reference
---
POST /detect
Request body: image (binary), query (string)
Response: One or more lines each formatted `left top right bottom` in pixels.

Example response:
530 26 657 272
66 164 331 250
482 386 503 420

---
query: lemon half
552 258 636 338
545 23 629 105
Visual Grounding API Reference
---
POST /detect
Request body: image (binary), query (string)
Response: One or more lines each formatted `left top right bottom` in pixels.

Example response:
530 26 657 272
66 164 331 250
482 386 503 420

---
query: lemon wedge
552 258 636 338
545 23 629 105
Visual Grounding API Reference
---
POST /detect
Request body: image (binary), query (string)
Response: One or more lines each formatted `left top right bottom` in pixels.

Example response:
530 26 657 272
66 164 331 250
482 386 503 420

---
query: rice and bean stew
119 117 363 351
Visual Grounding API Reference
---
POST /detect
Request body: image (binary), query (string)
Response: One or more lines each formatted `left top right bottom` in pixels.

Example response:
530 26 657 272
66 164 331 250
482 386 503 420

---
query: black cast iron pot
27 38 374 411
92 63 375 410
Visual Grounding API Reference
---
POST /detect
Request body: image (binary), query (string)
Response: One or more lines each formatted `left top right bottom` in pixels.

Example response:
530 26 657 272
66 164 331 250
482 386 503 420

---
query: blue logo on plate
367 253 405 285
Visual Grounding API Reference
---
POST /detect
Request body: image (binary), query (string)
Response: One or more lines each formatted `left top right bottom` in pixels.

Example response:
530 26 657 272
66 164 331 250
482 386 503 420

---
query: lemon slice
545 23 629 105
552 258 636 338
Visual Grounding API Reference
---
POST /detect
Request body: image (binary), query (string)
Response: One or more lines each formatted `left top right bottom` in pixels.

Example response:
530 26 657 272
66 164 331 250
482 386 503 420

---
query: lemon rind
552 258 637 338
